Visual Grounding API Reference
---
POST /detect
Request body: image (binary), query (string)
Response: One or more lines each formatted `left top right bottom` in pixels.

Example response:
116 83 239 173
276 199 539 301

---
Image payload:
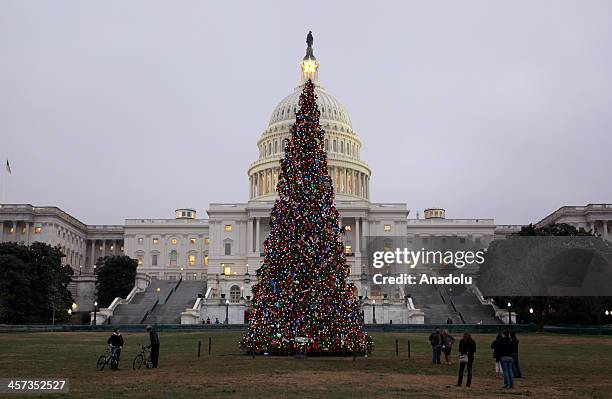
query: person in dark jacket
490 333 502 377
510 332 522 378
429 327 443 364
106 328 124 366
146 325 160 368
456 332 476 387
499 330 515 388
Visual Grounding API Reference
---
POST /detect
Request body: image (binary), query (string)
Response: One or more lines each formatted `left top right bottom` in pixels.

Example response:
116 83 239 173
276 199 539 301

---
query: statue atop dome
304 31 315 60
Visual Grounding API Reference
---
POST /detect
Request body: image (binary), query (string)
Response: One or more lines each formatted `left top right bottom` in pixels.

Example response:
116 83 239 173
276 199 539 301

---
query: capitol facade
1 38 611 325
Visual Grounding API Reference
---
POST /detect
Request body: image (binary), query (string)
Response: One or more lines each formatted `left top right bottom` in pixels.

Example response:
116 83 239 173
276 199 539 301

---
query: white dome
268 86 353 130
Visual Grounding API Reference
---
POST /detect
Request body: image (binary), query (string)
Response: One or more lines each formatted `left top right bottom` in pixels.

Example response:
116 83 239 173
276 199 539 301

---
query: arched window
230 285 241 303
169 250 177 267
340 141 344 153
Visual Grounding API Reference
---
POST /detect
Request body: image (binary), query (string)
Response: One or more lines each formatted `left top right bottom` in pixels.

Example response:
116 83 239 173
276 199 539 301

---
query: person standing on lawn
456 332 477 387
491 333 502 378
499 330 515 389
429 326 443 364
511 331 522 378
146 325 160 368
442 329 456 365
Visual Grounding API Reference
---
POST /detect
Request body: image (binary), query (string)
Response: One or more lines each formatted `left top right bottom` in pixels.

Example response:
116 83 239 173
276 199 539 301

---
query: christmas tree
242 79 372 355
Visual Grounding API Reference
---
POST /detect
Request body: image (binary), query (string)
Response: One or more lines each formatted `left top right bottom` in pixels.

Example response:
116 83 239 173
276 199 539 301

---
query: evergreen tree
242 80 371 355
95 255 138 307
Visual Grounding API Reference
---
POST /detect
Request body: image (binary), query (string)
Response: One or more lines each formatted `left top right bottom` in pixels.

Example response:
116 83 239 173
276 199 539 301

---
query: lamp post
529 307 534 324
180 267 184 279
68 308 72 325
225 299 229 325
93 301 98 326
372 300 377 324
507 302 512 325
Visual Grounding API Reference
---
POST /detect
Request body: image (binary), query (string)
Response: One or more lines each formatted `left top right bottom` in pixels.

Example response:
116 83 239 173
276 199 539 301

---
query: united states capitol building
1 38 611 326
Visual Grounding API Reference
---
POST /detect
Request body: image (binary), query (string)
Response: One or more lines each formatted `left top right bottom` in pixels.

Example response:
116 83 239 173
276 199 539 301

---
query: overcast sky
1 1 611 225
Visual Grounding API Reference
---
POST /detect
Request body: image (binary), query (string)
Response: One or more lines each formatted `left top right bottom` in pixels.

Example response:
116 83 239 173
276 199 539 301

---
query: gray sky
1 1 611 225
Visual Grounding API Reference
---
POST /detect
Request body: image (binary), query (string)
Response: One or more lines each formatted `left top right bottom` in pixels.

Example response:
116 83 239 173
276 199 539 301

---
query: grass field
1 331 611 398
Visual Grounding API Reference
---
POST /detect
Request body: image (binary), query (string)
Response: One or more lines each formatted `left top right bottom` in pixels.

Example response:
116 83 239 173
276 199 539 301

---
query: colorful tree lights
242 80 372 355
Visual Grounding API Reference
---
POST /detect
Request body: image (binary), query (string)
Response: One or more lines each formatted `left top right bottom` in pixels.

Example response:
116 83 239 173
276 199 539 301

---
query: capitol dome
248 35 371 202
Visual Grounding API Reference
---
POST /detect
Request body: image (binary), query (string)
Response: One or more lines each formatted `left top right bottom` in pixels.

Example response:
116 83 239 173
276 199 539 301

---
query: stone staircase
405 283 462 325
110 279 176 325
446 286 500 324
144 280 206 324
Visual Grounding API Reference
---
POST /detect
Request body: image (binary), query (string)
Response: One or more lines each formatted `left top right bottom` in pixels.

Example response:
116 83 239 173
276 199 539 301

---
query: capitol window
222 264 231 275
153 238 159 245
152 254 158 266
345 244 352 255
137 255 143 266
34 227 42 234
169 250 177 266
171 238 178 245
344 225 351 232
225 243 232 255
384 224 392 232
204 237 210 245
138 237 143 245
230 285 241 303
189 254 196 266
190 238 197 244
204 252 209 266
225 225 232 232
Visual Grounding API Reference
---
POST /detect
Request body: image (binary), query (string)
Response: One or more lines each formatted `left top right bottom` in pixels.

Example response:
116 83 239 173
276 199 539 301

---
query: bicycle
97 345 120 371
132 344 152 370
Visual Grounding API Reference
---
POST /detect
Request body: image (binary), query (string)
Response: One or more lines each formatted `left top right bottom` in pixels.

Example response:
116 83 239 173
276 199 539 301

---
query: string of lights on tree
242 79 372 355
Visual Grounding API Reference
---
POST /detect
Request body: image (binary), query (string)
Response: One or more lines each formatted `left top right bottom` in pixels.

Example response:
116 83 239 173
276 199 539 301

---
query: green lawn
0 331 611 398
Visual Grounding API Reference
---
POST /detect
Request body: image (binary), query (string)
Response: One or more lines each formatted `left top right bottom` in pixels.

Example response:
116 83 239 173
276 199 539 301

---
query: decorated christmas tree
242 79 372 355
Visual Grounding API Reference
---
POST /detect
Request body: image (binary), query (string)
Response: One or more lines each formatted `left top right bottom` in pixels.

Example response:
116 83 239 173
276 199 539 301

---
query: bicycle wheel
133 353 144 370
97 355 107 371
110 355 119 370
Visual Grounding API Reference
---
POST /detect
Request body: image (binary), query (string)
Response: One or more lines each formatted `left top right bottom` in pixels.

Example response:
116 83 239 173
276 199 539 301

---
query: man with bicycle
146 325 160 368
106 328 124 368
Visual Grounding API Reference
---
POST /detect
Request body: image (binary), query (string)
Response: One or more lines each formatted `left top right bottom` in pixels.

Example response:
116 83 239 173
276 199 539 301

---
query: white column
0 222 4 242
24 222 30 245
248 218 254 253
90 240 96 268
355 217 361 254
603 221 609 240
255 217 261 254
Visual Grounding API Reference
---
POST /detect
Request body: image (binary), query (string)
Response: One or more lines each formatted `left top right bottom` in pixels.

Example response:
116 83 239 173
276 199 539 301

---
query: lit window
223 264 231 275
153 238 159 245
152 255 158 266
344 225 352 232
120 246 124 252
99 246 103 251
34 227 42 234
345 245 352 254
204 237 210 245
204 253 209 266
189 254 196 266
384 224 392 232
225 243 231 255
190 238 197 244
171 238 178 245
225 225 232 232
230 285 241 303
170 250 177 266
21 227 26 234
137 255 143 265
138 238 143 245
9 227 14 233
110 245 114 251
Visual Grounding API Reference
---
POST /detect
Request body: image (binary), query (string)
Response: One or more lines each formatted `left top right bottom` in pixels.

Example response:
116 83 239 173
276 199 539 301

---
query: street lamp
372 299 377 324
606 310 610 316
180 267 184 279
225 299 230 325
93 301 98 326
507 302 512 325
